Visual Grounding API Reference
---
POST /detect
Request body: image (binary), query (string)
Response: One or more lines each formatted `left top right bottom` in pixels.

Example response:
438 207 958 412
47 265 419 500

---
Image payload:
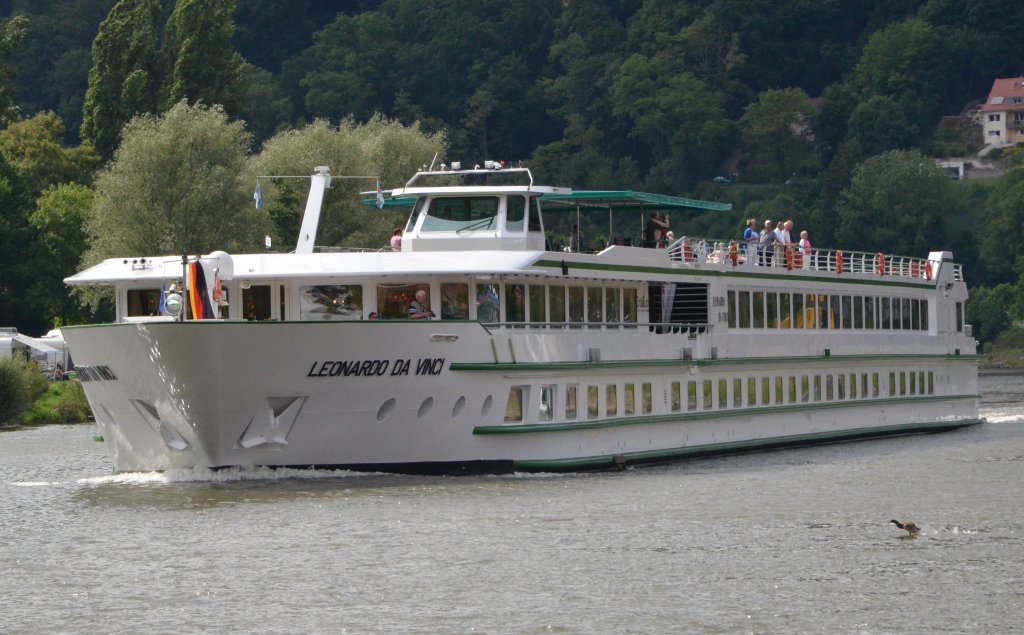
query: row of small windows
727 290 929 331
504 370 936 423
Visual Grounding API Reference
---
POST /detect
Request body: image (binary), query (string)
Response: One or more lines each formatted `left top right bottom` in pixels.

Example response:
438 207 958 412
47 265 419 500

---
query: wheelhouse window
476 284 499 322
422 196 499 232
126 289 161 317
505 284 526 322
377 283 429 319
441 283 469 319
506 196 525 232
243 285 273 321
299 285 362 320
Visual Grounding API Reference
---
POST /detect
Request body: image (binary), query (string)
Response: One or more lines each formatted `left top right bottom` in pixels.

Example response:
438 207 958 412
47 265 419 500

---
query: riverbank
979 326 1024 370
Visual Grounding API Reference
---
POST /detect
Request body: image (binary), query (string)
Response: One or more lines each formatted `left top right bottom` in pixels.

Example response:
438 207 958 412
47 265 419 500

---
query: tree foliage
161 0 244 115
27 183 94 327
0 111 98 193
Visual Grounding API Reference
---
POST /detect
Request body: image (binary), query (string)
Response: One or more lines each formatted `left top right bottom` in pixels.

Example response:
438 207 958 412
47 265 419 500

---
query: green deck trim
450 352 978 373
532 259 936 290
509 418 983 471
473 394 978 435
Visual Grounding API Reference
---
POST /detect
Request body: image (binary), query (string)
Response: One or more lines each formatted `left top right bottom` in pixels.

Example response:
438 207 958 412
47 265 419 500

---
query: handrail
665 236 943 281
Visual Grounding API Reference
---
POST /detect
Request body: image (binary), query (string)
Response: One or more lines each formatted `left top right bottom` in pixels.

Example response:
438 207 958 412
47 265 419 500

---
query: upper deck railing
665 237 963 282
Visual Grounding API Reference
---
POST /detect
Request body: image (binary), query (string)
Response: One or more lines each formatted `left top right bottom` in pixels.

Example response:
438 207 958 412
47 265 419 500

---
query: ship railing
481 321 710 335
667 236 941 280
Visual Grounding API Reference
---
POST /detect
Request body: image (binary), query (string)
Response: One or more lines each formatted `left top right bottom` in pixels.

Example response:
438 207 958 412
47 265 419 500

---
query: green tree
967 284 1021 347
83 101 265 265
739 87 815 180
0 355 47 426
834 149 961 257
26 184 94 327
0 153 38 332
0 15 27 127
80 0 161 159
844 95 917 158
0 112 99 194
161 0 245 114
979 167 1024 286
250 115 446 250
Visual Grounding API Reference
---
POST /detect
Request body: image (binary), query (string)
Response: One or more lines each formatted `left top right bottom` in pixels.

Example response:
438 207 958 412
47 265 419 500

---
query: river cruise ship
63 164 980 474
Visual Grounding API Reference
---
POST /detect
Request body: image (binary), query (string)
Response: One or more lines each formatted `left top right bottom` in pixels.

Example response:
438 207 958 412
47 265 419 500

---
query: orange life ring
924 261 932 281
728 240 738 267
911 260 920 278
834 250 843 274
876 253 885 275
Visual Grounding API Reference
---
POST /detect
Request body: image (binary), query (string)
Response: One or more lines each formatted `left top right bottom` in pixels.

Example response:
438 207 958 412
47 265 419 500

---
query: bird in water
890 519 920 535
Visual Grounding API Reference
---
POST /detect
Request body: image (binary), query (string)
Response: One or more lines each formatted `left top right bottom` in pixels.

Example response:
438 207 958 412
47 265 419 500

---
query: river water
2 373 1023 634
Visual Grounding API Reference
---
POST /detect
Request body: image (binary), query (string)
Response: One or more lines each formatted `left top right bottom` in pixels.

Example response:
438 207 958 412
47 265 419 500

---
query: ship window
747 378 756 406
606 384 618 416
549 285 566 322
767 292 778 328
901 298 912 330
909 371 916 395
774 377 783 404
861 373 869 398
780 293 791 328
670 381 681 412
801 376 810 403
504 386 526 422
440 283 469 320
587 287 603 323
727 290 736 328
864 296 875 329
605 287 620 323
243 285 272 321
921 300 928 331
587 386 599 418
829 295 841 329
853 296 863 329
540 385 555 421
719 379 728 408
568 286 585 325
422 196 499 232
816 295 828 329
753 292 765 328
475 284 500 322
850 373 858 399
841 296 852 329
919 371 926 394
529 197 543 233
406 196 427 233
624 288 638 325
377 283 429 320
788 376 797 403
793 293 804 329
873 373 880 397
529 284 546 324
126 288 161 317
881 298 891 329
505 284 525 322
761 377 770 405
826 375 834 400
703 380 713 410
956 302 963 331
506 196 525 232
814 376 822 401
688 381 698 411
837 374 845 399
739 291 751 328
299 285 363 321
927 372 934 395
733 378 743 407
910 298 918 330
888 372 896 396
899 372 907 395
624 384 635 415
566 384 578 419
643 383 653 413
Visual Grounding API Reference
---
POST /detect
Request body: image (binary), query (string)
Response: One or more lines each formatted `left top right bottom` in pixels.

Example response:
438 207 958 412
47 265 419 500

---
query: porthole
452 396 466 418
417 396 434 420
481 395 493 417
376 397 396 422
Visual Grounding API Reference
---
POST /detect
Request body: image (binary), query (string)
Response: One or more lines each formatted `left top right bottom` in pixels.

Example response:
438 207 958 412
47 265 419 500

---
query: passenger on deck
408 290 434 319
759 220 776 266
799 230 812 270
644 213 670 248
390 229 403 252
743 218 758 264
568 224 582 252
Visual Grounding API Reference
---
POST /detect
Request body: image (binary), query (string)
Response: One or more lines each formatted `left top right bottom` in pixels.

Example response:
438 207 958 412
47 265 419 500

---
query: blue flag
158 279 166 314
376 180 385 209
254 180 263 209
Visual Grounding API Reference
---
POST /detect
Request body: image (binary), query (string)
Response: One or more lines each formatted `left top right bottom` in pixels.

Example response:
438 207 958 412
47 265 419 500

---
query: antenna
427 152 439 172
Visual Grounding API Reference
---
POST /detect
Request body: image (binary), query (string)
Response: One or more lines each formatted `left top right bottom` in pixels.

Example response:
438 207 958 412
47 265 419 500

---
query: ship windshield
421 196 499 232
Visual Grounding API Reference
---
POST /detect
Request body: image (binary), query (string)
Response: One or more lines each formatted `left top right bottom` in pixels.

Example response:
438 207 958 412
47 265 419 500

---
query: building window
989 113 1001 122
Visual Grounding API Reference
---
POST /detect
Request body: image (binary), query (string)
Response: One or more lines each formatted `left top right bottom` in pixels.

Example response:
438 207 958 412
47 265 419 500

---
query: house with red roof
981 77 1024 146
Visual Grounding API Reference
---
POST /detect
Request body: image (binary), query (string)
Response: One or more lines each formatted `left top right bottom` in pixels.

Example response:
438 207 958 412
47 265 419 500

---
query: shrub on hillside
0 356 48 426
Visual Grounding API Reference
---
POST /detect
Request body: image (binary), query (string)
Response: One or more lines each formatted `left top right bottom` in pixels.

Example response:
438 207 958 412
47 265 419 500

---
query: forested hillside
0 0 1023 345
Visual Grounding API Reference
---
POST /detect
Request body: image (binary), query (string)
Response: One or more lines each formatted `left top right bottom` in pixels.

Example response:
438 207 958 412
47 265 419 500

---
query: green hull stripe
510 418 983 471
533 259 935 289
473 394 979 435
452 353 977 373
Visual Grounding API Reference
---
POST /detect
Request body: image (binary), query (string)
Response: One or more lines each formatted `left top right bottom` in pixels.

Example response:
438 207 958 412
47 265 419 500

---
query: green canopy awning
539 190 731 212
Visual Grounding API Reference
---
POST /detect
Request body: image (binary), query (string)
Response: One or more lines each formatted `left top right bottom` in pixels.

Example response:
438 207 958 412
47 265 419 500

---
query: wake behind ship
63 164 980 474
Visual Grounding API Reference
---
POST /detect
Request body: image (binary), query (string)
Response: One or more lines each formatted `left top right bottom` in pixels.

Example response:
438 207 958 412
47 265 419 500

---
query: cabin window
850 373 858 399
528 197 543 233
529 284 546 324
816 295 828 329
441 283 469 319
766 292 778 328
504 386 526 422
243 285 273 321
422 196 499 232
921 300 928 331
927 372 934 395
792 294 804 329
837 374 845 399
753 292 765 328
624 288 638 324
688 381 698 411
738 291 751 328
505 284 526 322
377 283 429 319
506 196 525 232
747 378 756 406
299 285 363 320
733 378 743 407
624 384 635 415
670 381 680 412
606 384 618 416
842 296 852 329
703 380 713 410
476 284 500 322
565 384 578 419
873 373 880 397
814 376 822 401
717 379 727 408
880 298 892 329
540 385 555 421
830 295 841 329
405 197 427 233
901 298 912 330
909 371 916 395
761 377 770 405
568 286 585 325
587 287 603 323
126 289 161 317
549 285 566 322
605 287 620 323
780 293 791 328
788 376 797 403
727 290 736 328
888 372 896 396
587 386 599 419
865 296 875 329
826 375 835 400
643 383 653 413
801 376 810 403
774 377 783 404
956 302 963 331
